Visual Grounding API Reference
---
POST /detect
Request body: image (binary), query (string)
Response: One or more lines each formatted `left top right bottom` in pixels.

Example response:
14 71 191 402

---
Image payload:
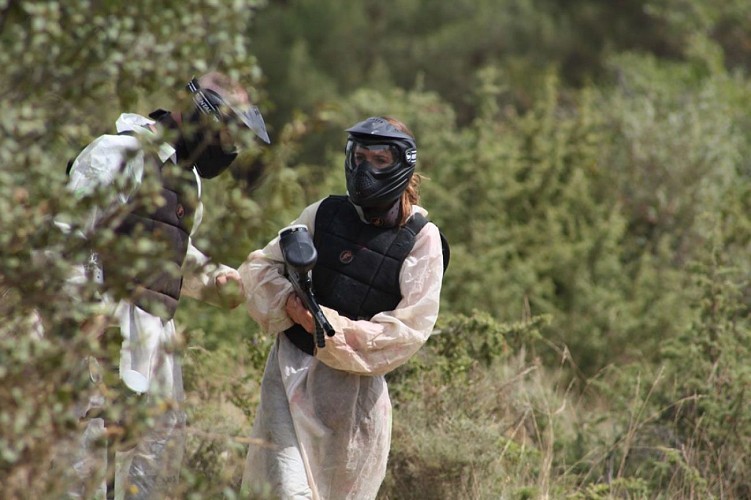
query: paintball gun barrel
279 225 335 348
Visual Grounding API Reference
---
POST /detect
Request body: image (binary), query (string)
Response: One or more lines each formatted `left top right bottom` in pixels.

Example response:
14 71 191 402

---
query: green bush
5 1 751 497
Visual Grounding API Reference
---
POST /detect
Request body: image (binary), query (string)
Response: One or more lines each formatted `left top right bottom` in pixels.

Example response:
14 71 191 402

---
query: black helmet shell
344 117 417 207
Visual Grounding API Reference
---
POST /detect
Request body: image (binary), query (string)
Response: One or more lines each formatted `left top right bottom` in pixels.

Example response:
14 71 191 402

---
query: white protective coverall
239 199 444 499
65 113 237 499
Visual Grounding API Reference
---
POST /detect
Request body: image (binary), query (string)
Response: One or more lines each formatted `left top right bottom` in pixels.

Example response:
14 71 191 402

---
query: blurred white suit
66 113 236 498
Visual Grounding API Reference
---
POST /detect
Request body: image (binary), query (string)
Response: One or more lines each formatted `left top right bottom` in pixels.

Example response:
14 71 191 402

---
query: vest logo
339 250 353 264
176 204 185 218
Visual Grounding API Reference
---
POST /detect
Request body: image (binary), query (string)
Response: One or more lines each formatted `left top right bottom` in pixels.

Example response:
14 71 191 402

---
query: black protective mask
344 117 417 208
149 108 237 179
176 109 238 179
189 141 238 179
348 159 382 205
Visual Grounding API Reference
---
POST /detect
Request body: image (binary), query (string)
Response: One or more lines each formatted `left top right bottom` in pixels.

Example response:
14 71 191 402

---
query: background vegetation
2 0 750 498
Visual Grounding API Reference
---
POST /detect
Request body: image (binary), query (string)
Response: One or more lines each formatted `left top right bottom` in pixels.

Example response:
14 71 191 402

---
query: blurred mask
182 77 270 179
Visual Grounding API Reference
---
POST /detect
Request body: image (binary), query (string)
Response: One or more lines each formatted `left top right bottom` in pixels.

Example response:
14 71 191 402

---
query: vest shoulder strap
404 212 429 235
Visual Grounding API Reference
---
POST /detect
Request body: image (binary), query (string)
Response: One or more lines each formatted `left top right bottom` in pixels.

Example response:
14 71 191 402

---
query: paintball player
64 72 269 498
238 116 447 499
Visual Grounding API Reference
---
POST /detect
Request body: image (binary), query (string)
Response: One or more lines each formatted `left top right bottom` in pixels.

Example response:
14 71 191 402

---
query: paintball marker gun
279 225 335 349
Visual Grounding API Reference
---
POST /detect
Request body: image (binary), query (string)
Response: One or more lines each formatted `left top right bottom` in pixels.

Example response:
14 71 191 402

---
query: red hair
381 116 422 226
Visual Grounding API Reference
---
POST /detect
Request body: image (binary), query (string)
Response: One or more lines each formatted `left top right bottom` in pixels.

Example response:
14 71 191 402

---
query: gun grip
315 328 326 349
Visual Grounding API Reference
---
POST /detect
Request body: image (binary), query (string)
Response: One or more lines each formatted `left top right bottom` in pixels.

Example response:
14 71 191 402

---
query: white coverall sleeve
238 201 322 335
314 220 443 376
241 200 444 377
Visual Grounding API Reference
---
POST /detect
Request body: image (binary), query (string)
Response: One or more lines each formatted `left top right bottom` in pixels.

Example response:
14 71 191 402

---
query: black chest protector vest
100 144 198 321
284 195 429 354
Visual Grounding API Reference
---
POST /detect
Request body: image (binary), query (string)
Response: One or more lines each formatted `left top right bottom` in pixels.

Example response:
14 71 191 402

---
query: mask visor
187 78 271 144
345 139 401 174
230 103 271 144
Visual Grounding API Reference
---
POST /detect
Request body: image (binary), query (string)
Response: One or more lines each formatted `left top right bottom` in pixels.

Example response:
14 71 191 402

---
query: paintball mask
182 77 270 179
344 117 417 208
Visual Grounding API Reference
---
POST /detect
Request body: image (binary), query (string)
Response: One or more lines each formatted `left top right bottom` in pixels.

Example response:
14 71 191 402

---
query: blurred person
239 116 448 499
64 72 269 498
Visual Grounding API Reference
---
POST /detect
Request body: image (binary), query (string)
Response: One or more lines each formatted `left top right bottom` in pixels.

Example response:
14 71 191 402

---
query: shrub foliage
2 0 751 497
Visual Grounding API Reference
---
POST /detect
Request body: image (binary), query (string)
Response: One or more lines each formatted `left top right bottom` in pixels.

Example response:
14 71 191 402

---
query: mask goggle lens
346 139 400 171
